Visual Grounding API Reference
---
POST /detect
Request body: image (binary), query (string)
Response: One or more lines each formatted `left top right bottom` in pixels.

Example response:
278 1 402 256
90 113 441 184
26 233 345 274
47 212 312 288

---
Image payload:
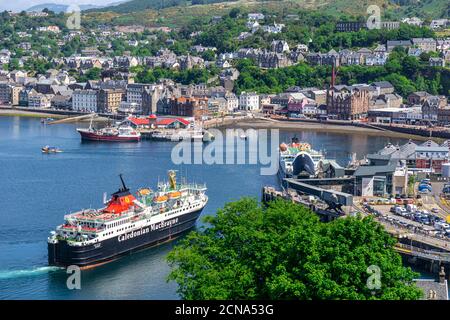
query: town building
239 92 260 111
166 96 209 118
97 89 124 113
326 85 370 120
386 40 412 52
412 38 437 52
72 90 98 112
28 91 53 108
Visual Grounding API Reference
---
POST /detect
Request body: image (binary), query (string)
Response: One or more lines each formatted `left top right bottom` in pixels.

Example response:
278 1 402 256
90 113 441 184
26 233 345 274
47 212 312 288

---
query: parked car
395 207 408 216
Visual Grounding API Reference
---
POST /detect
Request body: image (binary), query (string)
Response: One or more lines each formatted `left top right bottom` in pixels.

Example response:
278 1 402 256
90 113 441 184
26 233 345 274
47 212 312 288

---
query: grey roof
415 146 449 153
371 81 394 88
421 140 439 147
414 279 448 300
354 162 397 177
387 40 412 46
367 154 392 161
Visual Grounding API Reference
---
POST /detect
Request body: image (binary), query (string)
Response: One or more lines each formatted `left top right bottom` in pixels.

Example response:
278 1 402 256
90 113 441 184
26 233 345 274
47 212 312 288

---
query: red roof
128 117 149 125
157 118 191 126
127 116 190 127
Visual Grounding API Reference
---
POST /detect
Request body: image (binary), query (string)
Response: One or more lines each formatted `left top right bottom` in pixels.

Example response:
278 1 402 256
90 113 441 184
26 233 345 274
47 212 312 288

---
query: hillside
84 0 449 28
86 0 236 13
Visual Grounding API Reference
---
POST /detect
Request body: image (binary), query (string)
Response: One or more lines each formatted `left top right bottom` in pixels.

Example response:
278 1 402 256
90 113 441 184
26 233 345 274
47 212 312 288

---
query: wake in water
0 266 63 280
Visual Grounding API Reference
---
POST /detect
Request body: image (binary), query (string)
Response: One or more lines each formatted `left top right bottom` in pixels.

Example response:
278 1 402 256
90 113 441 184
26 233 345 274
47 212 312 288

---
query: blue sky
0 0 114 11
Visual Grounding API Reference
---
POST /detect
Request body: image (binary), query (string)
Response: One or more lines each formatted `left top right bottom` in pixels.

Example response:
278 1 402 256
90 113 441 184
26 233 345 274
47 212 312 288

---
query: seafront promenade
2 105 448 142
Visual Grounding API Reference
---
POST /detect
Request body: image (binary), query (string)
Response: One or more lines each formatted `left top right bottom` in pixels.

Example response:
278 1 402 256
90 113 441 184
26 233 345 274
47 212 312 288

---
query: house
239 92 260 111
179 55 205 71
369 94 403 110
402 17 423 27
262 23 285 34
307 50 340 67
224 93 239 112
370 81 395 96
51 94 72 109
248 13 265 21
386 40 412 52
208 96 228 113
114 56 139 69
408 47 423 57
412 38 437 52
257 51 292 69
28 91 53 108
430 19 448 30
429 57 445 67
422 96 448 123
271 40 289 53
408 91 431 106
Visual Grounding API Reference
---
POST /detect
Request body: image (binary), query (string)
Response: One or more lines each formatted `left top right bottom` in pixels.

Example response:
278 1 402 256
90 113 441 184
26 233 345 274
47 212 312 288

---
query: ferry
48 171 208 268
278 137 324 183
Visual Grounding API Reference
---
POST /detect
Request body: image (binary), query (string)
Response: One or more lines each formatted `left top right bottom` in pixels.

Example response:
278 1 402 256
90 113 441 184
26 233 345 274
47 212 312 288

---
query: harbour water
0 116 412 299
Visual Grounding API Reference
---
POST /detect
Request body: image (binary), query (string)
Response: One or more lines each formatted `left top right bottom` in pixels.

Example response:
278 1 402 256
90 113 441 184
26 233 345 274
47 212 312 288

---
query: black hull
48 209 202 268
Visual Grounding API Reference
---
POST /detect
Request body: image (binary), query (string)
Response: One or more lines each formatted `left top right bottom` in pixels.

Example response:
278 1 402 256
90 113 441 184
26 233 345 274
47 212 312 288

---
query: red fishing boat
77 124 141 142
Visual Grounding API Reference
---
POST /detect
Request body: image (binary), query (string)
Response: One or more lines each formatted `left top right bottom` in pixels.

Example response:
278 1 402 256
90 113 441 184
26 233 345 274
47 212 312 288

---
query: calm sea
0 116 410 299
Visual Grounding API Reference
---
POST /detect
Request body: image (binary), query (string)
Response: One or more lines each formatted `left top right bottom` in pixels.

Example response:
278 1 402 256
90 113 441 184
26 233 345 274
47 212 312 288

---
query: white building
72 90 98 112
402 17 423 27
248 13 265 21
430 19 448 30
126 83 153 108
118 101 141 114
225 93 239 112
239 92 260 111
28 92 53 109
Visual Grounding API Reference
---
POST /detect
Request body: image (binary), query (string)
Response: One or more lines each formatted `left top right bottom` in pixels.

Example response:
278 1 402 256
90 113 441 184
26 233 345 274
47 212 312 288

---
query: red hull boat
77 126 141 142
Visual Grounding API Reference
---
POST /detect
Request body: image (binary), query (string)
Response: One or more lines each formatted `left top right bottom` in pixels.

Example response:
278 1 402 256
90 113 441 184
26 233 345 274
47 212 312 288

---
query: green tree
168 199 422 300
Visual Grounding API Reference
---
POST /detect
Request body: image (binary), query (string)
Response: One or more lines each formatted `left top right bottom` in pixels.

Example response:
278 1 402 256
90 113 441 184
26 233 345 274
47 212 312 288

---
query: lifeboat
154 195 168 203
168 191 181 199
138 188 152 196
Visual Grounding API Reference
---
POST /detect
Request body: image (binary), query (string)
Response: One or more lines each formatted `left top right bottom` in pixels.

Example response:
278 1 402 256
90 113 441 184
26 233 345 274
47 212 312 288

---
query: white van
395 207 407 216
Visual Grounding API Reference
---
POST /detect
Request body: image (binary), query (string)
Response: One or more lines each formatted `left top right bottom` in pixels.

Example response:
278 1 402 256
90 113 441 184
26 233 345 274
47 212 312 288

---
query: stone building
97 89 124 113
167 96 209 118
326 85 370 120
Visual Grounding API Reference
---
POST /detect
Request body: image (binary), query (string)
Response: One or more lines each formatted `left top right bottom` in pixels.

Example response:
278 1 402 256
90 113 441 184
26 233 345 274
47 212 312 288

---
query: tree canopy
167 198 423 300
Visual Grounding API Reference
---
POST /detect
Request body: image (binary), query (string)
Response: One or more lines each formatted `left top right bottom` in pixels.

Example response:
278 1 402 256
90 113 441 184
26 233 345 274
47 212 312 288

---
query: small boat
41 118 55 124
42 146 63 154
239 133 248 140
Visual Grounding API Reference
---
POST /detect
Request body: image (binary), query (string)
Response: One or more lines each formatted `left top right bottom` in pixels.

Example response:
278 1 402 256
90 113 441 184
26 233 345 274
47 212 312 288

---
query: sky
0 0 114 12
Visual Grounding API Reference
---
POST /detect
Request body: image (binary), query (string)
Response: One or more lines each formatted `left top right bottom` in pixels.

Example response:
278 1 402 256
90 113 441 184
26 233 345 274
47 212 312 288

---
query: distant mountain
26 1 128 13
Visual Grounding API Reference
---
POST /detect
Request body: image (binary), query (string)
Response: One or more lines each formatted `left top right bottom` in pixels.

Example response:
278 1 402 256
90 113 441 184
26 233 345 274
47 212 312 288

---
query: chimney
439 266 446 284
